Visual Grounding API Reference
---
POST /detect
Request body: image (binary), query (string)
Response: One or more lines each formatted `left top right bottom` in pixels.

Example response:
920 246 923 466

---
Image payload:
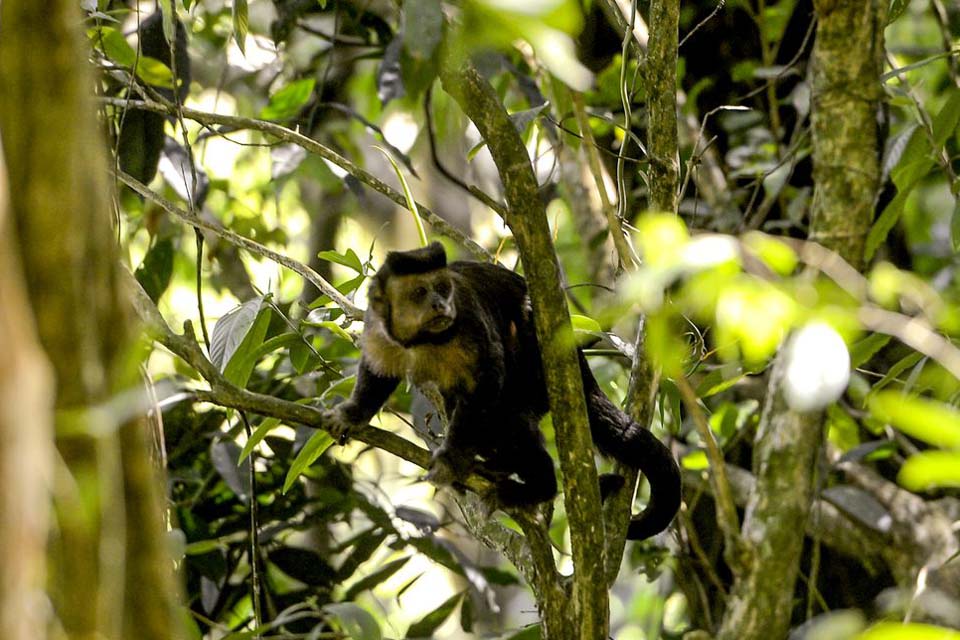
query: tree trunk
0 1 183 638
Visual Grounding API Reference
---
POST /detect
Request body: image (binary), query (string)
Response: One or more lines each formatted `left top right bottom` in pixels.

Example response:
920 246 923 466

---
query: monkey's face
382 270 457 344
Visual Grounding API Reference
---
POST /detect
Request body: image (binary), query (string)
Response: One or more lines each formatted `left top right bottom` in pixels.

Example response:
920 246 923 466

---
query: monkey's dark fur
324 242 681 540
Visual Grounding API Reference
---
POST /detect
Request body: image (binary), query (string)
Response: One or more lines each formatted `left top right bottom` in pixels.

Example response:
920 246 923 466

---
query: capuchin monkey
323 242 681 540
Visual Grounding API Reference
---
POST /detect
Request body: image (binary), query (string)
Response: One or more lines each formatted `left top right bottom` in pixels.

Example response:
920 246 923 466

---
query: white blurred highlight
782 322 850 412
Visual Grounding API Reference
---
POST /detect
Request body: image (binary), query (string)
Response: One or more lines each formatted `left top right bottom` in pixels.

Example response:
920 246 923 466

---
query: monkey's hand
320 406 362 445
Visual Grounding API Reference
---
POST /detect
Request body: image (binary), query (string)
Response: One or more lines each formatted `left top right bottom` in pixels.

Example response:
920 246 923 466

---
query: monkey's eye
436 281 451 297
412 286 428 300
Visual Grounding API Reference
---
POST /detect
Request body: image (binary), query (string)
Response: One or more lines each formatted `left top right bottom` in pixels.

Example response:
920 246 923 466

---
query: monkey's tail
580 354 682 540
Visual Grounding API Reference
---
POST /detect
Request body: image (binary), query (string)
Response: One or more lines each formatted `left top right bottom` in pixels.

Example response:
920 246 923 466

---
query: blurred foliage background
1 0 959 638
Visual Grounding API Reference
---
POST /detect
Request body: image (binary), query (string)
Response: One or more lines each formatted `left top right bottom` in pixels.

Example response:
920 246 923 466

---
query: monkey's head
370 242 457 345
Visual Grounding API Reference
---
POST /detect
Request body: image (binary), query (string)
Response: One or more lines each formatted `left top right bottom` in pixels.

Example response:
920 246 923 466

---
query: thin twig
115 170 364 320
98 96 492 262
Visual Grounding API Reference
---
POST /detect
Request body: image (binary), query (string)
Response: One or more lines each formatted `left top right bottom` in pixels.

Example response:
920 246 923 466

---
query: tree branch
117 170 364 320
99 96 491 263
439 58 607 640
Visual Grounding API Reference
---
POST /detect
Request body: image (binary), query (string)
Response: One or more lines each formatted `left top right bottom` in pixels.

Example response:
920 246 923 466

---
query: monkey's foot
320 407 359 445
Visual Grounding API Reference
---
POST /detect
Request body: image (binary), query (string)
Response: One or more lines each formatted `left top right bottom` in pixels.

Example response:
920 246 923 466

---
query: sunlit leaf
899 451 960 490
635 213 689 268
856 622 960 640
316 248 364 273
238 417 280 462
742 231 797 275
261 78 315 120
868 391 960 449
283 430 335 493
681 450 708 470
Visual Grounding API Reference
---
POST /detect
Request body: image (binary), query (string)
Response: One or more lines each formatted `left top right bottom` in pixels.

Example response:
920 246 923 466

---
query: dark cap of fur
382 241 446 275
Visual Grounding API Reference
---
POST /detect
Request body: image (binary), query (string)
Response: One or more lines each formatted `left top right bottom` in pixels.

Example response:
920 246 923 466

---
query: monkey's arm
324 358 400 444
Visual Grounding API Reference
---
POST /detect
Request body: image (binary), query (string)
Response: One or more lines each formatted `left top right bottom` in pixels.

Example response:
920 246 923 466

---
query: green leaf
261 78 316 120
570 314 601 333
849 333 891 368
403 0 443 61
233 0 248 55
857 622 960 640
90 27 174 88
505 624 543 640
869 351 924 394
932 89 960 149
238 417 280 462
373 146 427 247
406 591 464 638
899 451 960 491
158 0 175 44
322 603 381 640
868 391 960 449
210 298 272 388
283 430 335 493
134 237 174 303
950 197 960 252
316 248 364 273
864 170 927 261
343 557 410 601
886 0 912 25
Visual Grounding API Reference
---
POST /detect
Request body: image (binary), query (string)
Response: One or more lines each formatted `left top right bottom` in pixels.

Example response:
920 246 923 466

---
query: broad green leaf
316 248 364 273
261 78 316 120
570 314 601 333
857 622 960 640
210 298 264 371
403 0 443 61
868 391 960 449
222 307 272 388
827 404 861 452
899 451 960 490
238 417 280 462
90 27 174 88
210 298 272 388
406 591 464 638
283 430 335 493
134 237 174 303
322 603 381 640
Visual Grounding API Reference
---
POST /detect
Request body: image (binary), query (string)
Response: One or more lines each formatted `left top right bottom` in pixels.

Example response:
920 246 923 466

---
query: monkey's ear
384 242 446 275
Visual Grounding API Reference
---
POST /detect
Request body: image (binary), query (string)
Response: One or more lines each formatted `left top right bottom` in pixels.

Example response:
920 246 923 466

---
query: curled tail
579 353 682 540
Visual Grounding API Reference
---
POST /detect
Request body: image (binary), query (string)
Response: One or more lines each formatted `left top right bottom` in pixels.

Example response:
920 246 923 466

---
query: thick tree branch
439 59 606 640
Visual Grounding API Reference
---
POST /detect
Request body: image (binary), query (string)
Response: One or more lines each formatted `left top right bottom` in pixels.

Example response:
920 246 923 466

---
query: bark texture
717 0 887 637
439 59 609 640
0 2 183 638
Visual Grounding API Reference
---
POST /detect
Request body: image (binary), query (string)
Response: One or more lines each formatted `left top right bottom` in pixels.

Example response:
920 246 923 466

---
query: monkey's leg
323 358 399 444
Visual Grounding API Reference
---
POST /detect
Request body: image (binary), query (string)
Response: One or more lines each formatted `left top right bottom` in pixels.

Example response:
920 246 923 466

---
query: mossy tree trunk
717 1 887 637
0 1 183 638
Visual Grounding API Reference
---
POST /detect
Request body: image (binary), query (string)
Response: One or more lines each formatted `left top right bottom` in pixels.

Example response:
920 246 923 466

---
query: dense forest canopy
0 0 959 639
